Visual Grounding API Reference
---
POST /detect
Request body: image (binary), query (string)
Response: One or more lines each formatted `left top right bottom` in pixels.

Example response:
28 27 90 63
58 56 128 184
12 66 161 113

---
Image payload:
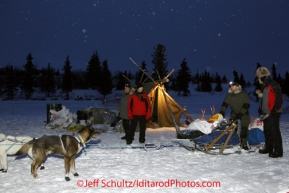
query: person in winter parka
126 83 151 145
255 67 283 158
219 81 251 150
116 83 134 140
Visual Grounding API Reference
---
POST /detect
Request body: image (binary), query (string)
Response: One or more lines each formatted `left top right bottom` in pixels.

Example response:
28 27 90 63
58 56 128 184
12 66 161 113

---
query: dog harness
0 136 27 153
73 133 87 154
59 135 67 154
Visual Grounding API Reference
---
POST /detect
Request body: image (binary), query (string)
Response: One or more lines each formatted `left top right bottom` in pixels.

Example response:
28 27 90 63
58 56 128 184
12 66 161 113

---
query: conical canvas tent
128 57 193 128
144 82 193 128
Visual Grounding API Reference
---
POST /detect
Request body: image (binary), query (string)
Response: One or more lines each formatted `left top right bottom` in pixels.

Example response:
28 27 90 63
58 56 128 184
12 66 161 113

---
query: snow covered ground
0 88 289 193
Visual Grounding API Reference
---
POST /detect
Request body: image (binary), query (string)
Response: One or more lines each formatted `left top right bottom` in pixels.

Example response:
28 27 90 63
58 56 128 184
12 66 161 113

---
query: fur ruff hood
228 85 242 94
255 67 270 78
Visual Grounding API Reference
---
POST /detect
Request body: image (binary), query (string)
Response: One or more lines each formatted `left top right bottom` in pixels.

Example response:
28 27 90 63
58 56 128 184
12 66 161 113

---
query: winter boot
269 152 283 158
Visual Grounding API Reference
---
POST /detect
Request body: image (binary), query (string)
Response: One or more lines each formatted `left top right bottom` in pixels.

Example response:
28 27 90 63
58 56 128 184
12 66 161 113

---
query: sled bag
247 128 265 145
194 130 240 145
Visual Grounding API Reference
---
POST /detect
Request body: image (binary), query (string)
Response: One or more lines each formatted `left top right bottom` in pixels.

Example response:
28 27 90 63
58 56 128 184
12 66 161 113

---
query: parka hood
228 84 242 94
255 67 270 78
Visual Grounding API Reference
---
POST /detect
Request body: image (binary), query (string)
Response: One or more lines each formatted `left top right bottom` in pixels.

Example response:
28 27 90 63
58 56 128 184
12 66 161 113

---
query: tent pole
122 75 136 87
142 71 154 84
129 57 157 84
161 88 181 134
163 90 194 122
164 69 174 79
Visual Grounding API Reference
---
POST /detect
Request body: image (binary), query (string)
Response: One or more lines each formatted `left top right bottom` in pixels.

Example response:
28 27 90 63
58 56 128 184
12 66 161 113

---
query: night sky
1 0 289 81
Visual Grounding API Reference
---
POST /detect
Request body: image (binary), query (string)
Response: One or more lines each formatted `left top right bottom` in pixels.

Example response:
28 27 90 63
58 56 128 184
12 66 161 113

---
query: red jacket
127 93 151 119
260 77 283 114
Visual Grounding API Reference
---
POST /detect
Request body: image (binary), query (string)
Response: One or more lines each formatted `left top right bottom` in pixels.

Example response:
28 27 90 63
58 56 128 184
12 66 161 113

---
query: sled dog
0 133 35 172
16 125 100 181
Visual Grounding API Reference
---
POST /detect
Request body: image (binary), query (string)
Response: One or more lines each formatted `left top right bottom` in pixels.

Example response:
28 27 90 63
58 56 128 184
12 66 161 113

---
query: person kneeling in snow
219 81 251 150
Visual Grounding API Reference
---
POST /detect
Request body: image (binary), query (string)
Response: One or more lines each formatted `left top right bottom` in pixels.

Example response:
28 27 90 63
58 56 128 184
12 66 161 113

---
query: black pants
263 113 283 154
127 115 146 143
122 119 130 137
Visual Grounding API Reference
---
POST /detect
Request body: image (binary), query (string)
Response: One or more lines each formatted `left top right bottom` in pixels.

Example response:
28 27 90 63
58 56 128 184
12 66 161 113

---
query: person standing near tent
255 67 283 158
116 84 134 140
126 83 151 145
219 81 251 150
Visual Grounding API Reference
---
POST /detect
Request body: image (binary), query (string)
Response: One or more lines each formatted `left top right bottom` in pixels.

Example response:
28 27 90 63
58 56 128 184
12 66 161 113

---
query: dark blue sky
1 0 289 81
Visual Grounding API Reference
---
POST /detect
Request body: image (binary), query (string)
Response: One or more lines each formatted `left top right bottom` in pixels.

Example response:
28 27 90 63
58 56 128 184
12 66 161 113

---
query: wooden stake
139 70 145 83
163 89 194 122
156 69 162 81
142 71 154 84
164 69 174 79
129 57 157 84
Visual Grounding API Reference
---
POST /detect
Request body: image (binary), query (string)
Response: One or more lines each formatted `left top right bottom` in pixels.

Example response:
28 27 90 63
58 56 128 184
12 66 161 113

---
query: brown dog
16 125 100 181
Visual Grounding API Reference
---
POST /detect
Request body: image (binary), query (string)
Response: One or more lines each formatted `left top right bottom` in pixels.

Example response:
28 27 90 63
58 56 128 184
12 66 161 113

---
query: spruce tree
221 75 228 83
3 64 18 100
169 73 177 90
271 63 277 80
199 70 212 92
254 63 262 102
55 69 62 89
176 58 191 96
214 73 223 92
21 53 36 99
62 56 73 100
253 63 262 86
72 70 86 89
43 63 56 97
98 60 113 98
192 69 200 84
127 71 133 80
151 44 168 80
135 61 148 84
239 73 246 87
283 71 289 96
276 73 282 85
86 51 102 90
232 70 240 83
114 71 127 90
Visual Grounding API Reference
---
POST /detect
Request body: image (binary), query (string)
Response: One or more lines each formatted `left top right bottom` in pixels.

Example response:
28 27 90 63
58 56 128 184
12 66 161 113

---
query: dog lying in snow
0 133 44 172
16 125 100 181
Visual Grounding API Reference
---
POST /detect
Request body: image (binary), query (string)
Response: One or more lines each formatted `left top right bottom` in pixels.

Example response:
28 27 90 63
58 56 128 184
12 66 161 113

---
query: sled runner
174 117 265 155
193 119 241 155
174 119 240 154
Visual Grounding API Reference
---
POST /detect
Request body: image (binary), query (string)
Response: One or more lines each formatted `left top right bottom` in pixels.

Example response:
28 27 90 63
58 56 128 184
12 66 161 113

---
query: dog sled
174 114 265 155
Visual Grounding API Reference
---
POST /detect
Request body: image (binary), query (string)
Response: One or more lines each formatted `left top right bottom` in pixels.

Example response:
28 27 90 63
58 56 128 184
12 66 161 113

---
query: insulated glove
260 114 269 121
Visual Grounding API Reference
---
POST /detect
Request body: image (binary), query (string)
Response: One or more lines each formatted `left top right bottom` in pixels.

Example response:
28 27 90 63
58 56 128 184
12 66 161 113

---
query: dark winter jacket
259 76 283 114
117 93 131 120
128 92 151 120
219 85 250 122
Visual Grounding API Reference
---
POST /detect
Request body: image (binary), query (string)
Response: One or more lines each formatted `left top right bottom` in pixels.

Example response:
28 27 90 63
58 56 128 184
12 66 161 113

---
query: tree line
1 44 289 100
